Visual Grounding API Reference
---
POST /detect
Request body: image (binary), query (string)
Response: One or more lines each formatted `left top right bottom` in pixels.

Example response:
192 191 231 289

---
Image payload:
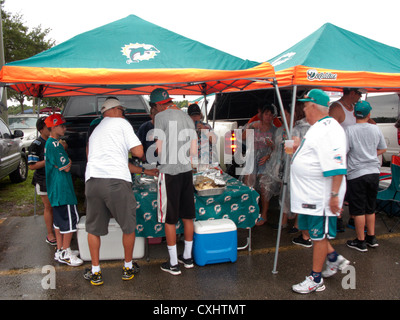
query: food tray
195 186 226 197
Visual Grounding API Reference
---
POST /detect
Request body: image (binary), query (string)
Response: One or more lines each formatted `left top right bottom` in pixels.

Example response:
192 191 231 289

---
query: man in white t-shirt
84 97 157 285
290 89 350 294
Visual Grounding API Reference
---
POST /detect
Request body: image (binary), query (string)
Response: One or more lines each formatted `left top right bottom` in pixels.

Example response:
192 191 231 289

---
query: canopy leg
272 86 297 274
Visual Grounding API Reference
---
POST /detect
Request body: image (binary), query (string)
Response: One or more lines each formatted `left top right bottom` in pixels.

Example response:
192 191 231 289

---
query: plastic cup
284 140 294 154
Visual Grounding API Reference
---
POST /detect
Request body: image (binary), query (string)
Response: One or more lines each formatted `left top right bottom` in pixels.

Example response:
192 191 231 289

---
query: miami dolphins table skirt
133 173 260 239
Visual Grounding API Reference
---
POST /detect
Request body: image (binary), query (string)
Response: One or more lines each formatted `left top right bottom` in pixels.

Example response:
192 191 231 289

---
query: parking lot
0 197 399 307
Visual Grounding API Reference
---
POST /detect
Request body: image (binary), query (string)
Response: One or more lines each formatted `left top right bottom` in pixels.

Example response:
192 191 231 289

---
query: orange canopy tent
268 23 400 273
0 14 278 98
268 23 400 92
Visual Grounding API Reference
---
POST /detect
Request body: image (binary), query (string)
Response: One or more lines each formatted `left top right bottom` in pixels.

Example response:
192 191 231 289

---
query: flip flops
46 237 57 246
255 216 266 226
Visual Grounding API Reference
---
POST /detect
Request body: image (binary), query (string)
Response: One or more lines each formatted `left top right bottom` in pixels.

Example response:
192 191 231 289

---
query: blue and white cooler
193 219 237 266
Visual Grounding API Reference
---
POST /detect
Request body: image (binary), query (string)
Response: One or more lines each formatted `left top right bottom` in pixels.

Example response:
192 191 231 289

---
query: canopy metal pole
33 97 42 217
272 85 297 274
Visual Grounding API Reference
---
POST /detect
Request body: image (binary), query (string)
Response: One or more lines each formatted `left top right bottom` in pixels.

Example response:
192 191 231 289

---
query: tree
1 0 56 114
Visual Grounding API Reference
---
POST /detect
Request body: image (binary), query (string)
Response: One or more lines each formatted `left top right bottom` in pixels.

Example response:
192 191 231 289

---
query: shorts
157 171 196 224
298 214 337 241
85 178 137 236
53 204 79 234
347 173 379 216
35 183 47 196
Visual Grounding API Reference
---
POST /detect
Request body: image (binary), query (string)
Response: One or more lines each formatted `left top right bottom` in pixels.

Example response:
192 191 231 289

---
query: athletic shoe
292 276 326 294
160 261 181 275
58 248 83 267
178 254 194 269
54 248 80 261
84 269 104 286
346 239 368 252
122 267 135 281
292 235 312 248
132 262 140 274
366 235 379 248
322 255 350 278
54 249 62 261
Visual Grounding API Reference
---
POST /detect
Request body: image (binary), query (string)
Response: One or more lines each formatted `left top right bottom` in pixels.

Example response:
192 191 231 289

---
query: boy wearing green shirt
44 114 83 267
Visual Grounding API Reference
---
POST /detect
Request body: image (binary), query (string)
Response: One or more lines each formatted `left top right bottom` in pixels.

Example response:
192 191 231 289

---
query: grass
0 170 86 217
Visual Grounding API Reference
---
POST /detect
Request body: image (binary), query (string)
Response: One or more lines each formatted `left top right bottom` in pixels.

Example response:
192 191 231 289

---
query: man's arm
130 145 144 160
329 103 344 124
329 174 344 215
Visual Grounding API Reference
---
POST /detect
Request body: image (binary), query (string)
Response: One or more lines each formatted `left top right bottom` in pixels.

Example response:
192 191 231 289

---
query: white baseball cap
100 97 126 114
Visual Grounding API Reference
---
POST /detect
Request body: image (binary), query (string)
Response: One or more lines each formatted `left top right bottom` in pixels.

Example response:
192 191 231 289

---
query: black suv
0 117 28 183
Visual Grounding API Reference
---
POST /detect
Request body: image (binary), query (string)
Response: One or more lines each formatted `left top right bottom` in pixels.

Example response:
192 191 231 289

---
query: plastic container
193 219 237 266
77 216 145 261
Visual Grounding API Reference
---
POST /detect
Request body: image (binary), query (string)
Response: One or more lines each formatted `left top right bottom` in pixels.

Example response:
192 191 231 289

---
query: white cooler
77 216 145 261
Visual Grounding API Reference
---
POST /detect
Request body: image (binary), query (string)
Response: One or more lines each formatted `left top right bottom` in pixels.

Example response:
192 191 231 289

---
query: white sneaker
58 248 83 267
54 248 80 261
292 276 326 294
322 254 350 278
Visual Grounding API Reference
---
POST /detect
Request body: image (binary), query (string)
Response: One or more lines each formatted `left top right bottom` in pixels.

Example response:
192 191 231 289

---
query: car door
0 118 20 178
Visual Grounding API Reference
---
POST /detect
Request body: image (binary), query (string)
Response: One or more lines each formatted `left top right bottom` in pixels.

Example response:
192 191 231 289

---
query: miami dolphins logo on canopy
121 43 160 64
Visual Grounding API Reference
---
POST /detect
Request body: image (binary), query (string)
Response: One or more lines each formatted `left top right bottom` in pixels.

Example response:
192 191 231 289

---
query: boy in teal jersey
44 114 83 267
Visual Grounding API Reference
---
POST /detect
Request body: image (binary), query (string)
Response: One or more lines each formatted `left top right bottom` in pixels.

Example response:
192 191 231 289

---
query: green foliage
1 0 59 114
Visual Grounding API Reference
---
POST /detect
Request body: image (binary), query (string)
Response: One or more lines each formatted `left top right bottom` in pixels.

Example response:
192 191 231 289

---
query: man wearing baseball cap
84 96 157 285
291 89 349 294
329 88 374 231
345 100 386 252
44 113 83 267
150 88 198 275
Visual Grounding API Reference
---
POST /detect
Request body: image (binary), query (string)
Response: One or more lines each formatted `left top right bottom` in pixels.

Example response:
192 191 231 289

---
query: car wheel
9 153 28 183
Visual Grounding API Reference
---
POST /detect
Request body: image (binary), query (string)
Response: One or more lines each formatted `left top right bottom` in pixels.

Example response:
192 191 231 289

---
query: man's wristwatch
141 167 145 175
330 192 339 197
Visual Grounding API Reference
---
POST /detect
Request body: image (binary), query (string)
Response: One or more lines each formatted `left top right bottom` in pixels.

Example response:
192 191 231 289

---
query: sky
4 0 400 63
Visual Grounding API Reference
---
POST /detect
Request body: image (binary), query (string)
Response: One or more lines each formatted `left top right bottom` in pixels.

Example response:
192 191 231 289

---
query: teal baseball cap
298 89 330 107
354 100 372 118
150 88 173 104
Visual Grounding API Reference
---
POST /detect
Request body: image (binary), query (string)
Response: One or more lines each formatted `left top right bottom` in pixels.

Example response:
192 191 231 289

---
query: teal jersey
45 137 77 206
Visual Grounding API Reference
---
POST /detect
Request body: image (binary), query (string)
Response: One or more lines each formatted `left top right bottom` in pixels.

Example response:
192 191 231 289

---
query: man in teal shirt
45 114 82 267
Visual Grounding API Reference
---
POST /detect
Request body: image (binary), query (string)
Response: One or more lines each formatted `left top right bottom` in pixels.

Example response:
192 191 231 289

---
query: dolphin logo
121 43 160 64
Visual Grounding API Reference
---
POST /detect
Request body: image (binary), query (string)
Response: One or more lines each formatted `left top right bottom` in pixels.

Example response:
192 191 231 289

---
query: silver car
8 114 39 153
0 117 28 183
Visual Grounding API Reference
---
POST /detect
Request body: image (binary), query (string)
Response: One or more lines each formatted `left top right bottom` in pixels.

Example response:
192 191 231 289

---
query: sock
167 245 178 266
183 240 193 259
124 260 132 269
310 270 322 283
92 265 100 274
327 250 338 262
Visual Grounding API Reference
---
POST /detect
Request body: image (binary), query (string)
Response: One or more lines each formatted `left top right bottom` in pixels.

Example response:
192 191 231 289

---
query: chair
376 155 400 232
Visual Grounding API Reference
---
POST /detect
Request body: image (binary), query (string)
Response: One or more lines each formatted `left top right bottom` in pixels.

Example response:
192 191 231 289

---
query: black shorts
53 204 79 233
157 171 196 224
347 173 379 216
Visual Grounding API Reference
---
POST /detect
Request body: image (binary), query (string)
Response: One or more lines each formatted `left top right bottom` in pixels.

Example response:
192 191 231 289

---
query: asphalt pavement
0 199 399 309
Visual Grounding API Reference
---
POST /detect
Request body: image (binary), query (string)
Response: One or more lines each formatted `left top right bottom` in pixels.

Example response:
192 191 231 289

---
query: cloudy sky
4 0 400 63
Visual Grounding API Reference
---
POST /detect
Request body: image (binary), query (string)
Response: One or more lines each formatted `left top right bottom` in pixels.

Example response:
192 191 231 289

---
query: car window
96 96 148 114
0 118 11 139
9 117 37 129
368 93 400 123
64 95 148 117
